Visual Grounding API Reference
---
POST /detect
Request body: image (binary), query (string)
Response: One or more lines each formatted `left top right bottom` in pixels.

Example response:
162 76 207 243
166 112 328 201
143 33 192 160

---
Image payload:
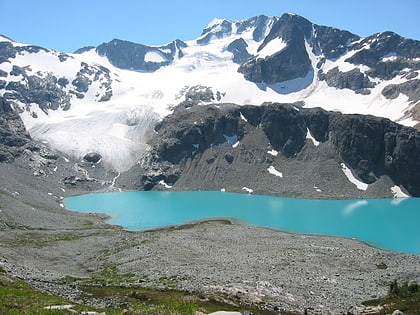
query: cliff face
0 96 30 161
131 103 420 198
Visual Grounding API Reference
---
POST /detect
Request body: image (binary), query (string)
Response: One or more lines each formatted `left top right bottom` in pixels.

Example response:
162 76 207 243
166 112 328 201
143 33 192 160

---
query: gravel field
1 159 420 314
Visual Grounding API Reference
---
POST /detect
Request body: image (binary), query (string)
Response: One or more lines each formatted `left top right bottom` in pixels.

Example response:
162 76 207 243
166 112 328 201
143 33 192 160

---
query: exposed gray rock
318 67 375 91
83 152 102 164
346 32 420 80
238 13 360 85
198 20 233 45
95 38 186 72
129 103 420 197
5 70 71 113
0 96 31 161
227 38 251 64
382 79 420 102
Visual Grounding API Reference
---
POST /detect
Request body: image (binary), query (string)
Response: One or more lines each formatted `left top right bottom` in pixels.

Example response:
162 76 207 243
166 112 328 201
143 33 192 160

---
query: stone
83 152 102 164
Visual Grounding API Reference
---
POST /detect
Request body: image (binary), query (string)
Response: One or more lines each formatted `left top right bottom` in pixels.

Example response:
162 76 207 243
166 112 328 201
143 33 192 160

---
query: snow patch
382 52 398 62
242 187 253 194
144 51 167 63
257 37 287 59
206 18 225 29
313 186 322 192
158 180 173 189
267 165 283 177
267 150 278 156
391 185 410 198
0 35 13 43
240 112 248 122
340 163 368 191
306 128 320 146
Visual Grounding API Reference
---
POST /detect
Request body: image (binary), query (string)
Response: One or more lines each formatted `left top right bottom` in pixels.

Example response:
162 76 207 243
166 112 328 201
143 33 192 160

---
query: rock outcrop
131 103 420 197
0 96 30 161
95 39 187 72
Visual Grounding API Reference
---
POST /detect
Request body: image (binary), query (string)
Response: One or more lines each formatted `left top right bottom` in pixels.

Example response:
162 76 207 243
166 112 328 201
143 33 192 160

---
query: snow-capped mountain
0 13 419 171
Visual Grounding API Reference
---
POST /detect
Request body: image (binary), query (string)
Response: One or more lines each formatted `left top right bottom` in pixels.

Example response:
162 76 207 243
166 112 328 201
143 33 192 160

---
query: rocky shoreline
1 164 420 314
2 216 420 314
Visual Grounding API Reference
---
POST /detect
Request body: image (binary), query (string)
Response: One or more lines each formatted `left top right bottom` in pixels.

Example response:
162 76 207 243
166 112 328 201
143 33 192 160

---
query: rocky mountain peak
198 15 277 45
95 38 187 72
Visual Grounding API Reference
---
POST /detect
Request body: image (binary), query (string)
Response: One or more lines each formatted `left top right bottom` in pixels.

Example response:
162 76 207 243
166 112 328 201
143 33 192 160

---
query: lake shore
1 161 420 314
2 213 420 314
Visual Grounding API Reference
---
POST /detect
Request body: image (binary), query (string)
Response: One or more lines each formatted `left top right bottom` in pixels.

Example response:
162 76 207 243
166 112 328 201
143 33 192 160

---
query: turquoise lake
64 191 420 254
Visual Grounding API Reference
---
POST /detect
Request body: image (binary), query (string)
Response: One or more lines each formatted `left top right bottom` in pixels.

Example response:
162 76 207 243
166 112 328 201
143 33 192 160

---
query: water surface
64 191 420 254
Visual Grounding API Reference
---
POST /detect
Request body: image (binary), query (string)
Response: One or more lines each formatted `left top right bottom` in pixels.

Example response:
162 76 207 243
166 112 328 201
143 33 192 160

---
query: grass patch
0 275 298 315
363 280 420 315
79 285 289 315
0 277 73 315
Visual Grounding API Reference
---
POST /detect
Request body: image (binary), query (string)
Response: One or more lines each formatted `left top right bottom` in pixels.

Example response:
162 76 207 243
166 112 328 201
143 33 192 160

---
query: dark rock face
95 39 187 72
0 96 31 161
346 32 420 79
4 67 71 113
153 104 243 164
329 113 420 194
318 67 375 92
239 14 313 84
382 79 420 102
83 152 102 164
0 41 114 114
135 103 420 197
234 14 419 109
259 104 307 157
237 14 361 85
311 26 359 59
227 38 251 64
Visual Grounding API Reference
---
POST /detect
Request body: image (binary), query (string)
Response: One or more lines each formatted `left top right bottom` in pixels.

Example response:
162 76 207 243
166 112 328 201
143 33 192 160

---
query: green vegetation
0 277 71 315
362 280 420 315
0 273 296 315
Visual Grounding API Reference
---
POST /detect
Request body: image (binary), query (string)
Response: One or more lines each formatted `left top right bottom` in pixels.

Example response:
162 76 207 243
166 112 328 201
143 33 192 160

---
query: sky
0 0 419 53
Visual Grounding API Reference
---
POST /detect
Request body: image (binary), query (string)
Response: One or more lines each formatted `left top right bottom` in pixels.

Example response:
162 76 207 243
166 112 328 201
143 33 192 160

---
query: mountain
0 13 419 195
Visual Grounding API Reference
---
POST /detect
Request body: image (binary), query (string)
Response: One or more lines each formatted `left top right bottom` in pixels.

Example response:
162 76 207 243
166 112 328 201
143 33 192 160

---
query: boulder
83 152 102 164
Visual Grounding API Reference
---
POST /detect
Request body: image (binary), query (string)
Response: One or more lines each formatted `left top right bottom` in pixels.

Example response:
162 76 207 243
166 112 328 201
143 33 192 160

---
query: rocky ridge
128 102 419 198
